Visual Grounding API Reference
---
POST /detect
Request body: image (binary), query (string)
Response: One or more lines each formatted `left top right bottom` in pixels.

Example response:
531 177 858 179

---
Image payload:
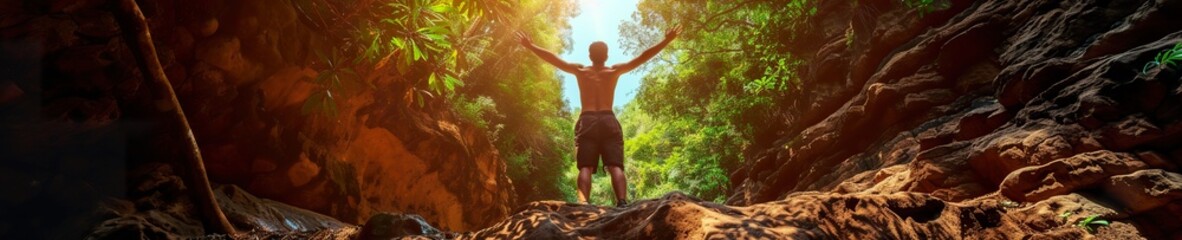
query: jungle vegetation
308 0 945 204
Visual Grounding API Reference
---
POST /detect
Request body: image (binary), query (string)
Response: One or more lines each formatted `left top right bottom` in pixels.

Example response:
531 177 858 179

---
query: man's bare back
515 26 681 206
516 26 681 112
572 66 622 111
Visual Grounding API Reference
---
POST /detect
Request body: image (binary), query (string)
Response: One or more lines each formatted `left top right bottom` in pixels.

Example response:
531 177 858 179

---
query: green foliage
301 0 508 112
585 168 622 205
615 105 737 202
357 0 485 103
1143 42 1182 74
450 95 498 131
454 0 580 203
302 48 365 117
1076 214 1110 233
610 0 820 202
902 0 950 16
296 0 580 204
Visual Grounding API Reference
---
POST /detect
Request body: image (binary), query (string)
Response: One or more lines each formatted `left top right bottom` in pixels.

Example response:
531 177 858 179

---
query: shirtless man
516 26 681 207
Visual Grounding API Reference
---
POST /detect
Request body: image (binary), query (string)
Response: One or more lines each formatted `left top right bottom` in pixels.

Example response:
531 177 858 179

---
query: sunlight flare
577 0 608 39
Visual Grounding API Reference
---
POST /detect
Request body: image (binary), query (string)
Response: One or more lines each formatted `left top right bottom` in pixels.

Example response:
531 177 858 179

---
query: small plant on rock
1143 42 1182 74
1076 214 1110 234
902 0 950 17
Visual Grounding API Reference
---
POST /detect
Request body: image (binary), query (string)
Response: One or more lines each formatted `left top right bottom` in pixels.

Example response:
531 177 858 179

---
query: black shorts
575 111 624 173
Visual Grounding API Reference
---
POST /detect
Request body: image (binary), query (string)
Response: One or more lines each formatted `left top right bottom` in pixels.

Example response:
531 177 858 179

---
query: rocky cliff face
723 0 1182 238
142 0 517 230
5 0 1181 238
0 0 513 237
417 0 1182 238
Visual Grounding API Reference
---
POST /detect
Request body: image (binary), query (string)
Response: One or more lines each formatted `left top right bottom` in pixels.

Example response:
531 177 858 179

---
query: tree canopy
304 0 905 204
609 0 821 202
301 0 582 203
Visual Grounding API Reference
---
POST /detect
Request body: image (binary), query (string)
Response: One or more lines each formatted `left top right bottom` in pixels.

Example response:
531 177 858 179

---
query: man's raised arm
516 32 581 73
613 25 682 73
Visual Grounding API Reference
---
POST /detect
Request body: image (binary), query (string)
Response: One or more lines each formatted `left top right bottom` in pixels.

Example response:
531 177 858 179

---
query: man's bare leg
577 167 594 203
607 166 628 206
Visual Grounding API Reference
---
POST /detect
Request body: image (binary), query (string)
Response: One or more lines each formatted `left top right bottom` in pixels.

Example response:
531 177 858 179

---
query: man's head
589 41 608 65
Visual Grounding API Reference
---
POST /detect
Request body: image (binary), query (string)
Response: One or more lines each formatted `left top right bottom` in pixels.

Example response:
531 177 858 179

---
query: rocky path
364 191 1140 239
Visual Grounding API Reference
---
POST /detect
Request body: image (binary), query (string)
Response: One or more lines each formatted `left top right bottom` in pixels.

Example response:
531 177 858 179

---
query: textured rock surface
1102 169 1182 213
434 0 1182 236
155 0 516 229
88 177 357 239
358 213 446 240
723 0 1182 238
3 0 1180 238
140 0 517 230
999 150 1148 202
0 0 513 238
450 192 1138 239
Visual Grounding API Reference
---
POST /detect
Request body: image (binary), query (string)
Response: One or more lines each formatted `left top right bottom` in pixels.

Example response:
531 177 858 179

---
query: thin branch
114 0 238 235
702 0 764 25
705 19 758 32
687 49 744 55
686 1 765 35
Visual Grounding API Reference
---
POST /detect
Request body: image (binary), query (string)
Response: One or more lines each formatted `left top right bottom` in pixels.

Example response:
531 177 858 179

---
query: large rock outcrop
388 0 1180 239
142 0 517 230
452 192 1136 239
0 0 514 237
723 0 1182 238
4 0 1180 238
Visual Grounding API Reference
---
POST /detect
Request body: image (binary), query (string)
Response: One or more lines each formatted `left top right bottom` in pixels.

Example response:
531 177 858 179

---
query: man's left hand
515 31 533 46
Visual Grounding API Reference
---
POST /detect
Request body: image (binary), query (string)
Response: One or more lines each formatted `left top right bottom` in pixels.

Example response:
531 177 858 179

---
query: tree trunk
112 0 238 235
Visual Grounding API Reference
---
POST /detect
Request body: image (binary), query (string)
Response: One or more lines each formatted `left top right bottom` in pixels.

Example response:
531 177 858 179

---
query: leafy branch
1076 214 1110 233
902 0 949 17
1061 212 1111 234
297 0 508 112
360 0 486 106
1142 42 1182 74
302 48 366 117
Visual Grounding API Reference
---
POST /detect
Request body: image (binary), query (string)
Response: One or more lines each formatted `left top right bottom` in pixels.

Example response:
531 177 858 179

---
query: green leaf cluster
300 0 516 116
1061 212 1112 234
302 48 365 117
609 0 822 202
359 0 490 101
449 0 581 203
1143 42 1182 74
1077 214 1110 233
295 0 581 204
901 0 950 17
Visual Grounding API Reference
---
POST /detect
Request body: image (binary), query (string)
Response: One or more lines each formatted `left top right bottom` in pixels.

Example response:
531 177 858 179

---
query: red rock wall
0 0 515 234
141 0 516 231
729 0 1182 237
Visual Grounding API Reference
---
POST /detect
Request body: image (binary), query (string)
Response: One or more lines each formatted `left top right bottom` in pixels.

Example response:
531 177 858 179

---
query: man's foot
615 199 628 208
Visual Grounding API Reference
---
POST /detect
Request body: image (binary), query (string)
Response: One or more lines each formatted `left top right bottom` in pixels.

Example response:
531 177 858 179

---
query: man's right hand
665 25 683 40
515 31 533 47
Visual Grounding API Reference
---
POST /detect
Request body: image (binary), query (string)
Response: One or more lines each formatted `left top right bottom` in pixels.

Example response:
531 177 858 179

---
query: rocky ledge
356 191 1136 239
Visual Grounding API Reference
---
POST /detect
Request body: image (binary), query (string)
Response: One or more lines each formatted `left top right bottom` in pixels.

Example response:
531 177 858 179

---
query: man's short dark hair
589 41 608 65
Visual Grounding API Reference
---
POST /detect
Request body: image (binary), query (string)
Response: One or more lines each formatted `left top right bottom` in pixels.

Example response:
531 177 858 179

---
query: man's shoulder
570 65 621 75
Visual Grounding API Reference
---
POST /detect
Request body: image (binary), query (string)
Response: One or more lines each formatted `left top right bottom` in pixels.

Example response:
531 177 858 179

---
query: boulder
1102 169 1182 213
1000 150 1148 202
359 213 443 240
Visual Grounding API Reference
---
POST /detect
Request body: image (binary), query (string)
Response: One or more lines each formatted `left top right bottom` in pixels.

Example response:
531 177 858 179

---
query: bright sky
560 0 643 110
